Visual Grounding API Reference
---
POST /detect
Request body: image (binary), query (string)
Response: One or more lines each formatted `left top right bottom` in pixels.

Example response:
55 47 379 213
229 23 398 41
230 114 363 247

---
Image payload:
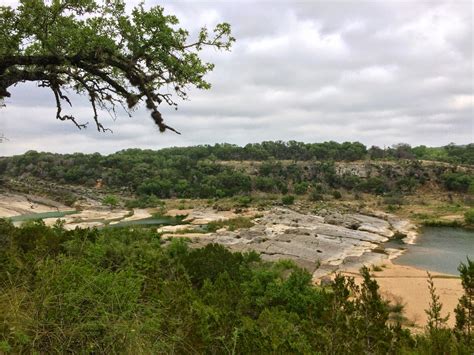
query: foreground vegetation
0 220 472 353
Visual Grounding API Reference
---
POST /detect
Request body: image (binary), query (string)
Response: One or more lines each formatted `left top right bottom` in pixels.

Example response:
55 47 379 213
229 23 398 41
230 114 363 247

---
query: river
387 226 474 275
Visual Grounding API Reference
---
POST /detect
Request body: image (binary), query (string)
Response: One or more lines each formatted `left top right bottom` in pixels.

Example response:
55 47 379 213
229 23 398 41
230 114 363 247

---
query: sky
0 0 473 156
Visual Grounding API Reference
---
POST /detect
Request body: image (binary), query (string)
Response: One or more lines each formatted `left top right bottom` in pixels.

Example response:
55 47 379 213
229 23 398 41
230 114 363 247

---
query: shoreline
334 222 467 329
340 259 463 329
402 229 419 245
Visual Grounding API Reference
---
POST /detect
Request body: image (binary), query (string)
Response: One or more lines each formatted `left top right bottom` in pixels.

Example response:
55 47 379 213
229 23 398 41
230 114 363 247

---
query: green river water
387 227 474 275
109 217 182 228
9 210 77 222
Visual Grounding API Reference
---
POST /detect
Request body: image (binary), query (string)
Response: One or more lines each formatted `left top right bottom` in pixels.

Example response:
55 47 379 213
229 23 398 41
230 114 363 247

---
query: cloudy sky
0 0 473 156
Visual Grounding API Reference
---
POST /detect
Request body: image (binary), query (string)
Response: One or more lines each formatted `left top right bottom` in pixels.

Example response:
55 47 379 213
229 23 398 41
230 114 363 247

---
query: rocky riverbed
164 207 417 280
0 192 417 279
0 192 69 217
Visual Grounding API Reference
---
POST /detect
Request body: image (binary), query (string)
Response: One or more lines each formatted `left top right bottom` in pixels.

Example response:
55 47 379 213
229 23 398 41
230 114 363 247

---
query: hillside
1 142 472 227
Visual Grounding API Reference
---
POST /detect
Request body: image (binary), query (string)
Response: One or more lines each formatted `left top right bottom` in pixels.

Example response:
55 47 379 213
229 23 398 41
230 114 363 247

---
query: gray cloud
0 0 472 156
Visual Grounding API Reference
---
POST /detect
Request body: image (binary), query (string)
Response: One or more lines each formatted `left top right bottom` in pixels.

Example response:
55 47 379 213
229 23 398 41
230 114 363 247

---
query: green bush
235 195 252 207
281 195 295 205
310 191 324 202
206 217 254 232
442 172 473 193
102 194 119 208
464 209 474 225
294 182 309 195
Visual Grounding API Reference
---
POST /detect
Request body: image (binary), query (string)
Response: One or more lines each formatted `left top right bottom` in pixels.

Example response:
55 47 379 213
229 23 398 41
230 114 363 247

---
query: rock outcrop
179 207 416 280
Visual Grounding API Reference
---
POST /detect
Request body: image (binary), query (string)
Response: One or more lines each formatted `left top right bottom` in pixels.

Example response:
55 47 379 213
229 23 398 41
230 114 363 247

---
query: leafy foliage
465 209 474 225
443 172 474 193
102 194 119 208
0 220 472 353
4 141 468 201
0 142 474 208
0 0 234 132
205 217 255 233
455 258 474 350
281 195 295 205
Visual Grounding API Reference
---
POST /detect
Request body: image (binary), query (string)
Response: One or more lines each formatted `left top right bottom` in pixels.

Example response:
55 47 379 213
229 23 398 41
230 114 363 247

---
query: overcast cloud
0 0 472 156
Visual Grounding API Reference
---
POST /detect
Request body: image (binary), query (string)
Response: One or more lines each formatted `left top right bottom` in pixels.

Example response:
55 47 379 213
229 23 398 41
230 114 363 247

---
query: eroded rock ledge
177 207 416 280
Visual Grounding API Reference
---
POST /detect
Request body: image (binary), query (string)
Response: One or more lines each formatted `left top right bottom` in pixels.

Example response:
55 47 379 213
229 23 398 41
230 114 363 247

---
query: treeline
0 143 473 202
0 220 472 353
156 141 474 164
144 141 474 164
2 141 473 165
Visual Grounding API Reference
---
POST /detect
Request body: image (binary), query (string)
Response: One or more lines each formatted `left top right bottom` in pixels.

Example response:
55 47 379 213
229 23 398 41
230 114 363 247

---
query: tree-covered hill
0 142 473 204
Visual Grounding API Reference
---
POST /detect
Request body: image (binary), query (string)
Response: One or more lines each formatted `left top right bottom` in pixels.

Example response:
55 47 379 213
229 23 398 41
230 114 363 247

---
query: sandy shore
341 261 462 329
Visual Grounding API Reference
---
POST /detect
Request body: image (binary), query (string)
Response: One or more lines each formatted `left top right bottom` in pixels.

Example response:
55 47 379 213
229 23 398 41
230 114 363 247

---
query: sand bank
341 261 463 328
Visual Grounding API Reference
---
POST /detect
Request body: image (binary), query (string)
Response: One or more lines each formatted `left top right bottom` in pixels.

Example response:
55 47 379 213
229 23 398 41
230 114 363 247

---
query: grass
435 203 465 213
205 217 255 232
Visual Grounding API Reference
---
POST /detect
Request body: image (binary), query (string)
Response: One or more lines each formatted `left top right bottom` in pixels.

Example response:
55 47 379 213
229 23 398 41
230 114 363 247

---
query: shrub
332 190 342 199
255 176 277 192
182 243 245 287
464 209 474 225
206 217 254 232
442 172 473 193
469 181 474 195
294 182 309 195
281 195 295 205
235 195 252 207
454 258 474 349
313 183 325 193
386 204 400 212
102 195 119 208
310 191 324 202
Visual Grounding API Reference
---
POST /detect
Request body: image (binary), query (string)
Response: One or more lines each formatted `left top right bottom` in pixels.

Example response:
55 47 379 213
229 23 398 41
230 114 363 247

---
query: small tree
357 266 391 353
425 272 452 353
426 272 449 331
454 258 473 349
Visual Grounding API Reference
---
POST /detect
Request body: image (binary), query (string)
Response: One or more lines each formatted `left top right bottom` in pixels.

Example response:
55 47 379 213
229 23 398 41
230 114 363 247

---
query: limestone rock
180 207 415 280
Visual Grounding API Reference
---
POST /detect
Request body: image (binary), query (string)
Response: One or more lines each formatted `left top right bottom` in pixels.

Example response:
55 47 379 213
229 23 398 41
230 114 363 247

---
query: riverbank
340 260 463 329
